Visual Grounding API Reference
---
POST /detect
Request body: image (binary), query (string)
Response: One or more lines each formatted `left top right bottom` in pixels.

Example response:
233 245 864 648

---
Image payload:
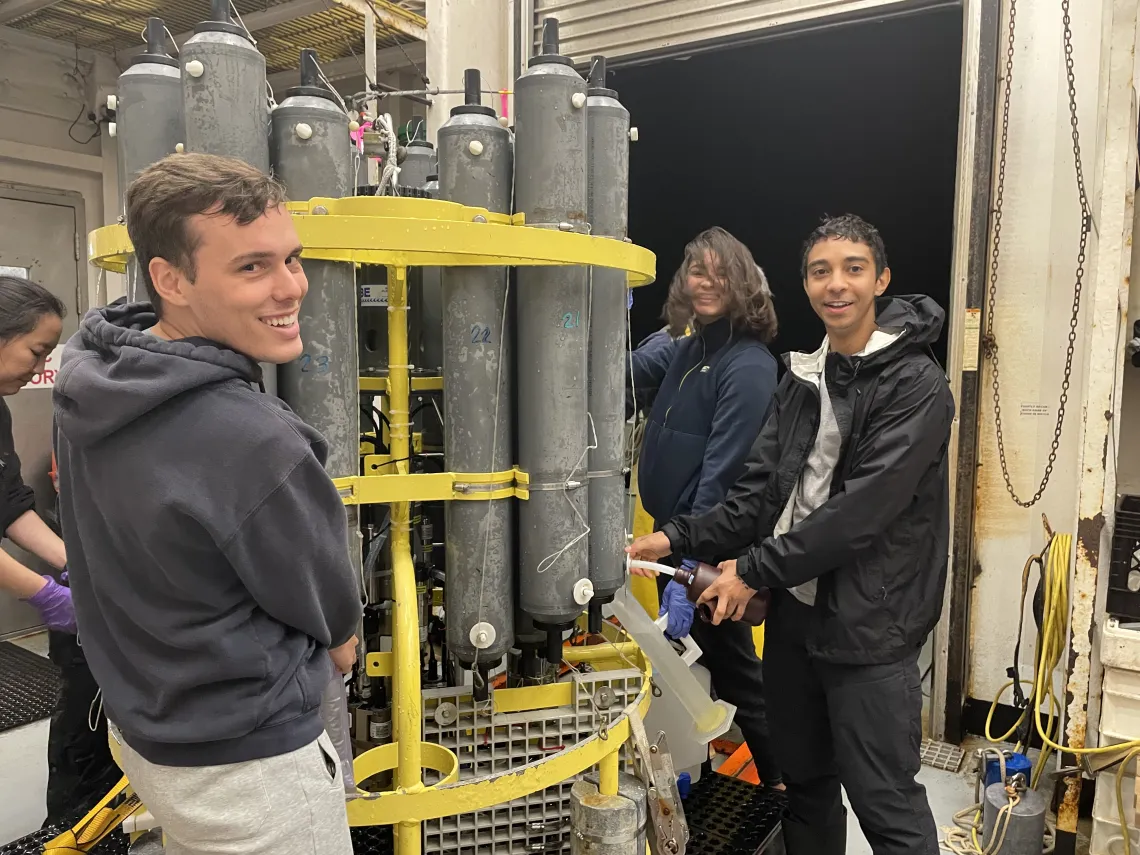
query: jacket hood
54 301 261 448
786 294 945 380
874 294 945 348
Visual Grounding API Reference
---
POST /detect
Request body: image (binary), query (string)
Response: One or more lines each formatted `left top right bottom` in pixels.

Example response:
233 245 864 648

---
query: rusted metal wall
966 0 1136 840
968 0 1111 706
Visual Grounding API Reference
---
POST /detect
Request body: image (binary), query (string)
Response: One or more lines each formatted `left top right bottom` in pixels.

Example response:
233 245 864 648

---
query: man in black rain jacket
628 215 954 855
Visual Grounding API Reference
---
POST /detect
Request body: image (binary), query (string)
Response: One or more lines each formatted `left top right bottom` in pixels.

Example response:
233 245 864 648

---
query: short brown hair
663 227 778 342
126 153 288 314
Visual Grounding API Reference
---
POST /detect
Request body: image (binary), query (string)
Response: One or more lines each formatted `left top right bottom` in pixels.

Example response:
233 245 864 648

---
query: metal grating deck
3 0 422 76
419 668 645 855
919 738 966 773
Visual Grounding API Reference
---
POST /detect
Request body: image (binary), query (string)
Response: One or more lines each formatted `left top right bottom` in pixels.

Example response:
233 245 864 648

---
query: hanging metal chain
984 0 1092 508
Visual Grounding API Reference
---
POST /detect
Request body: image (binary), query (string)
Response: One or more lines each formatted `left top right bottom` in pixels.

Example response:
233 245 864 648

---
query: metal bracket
628 708 688 855
333 466 530 505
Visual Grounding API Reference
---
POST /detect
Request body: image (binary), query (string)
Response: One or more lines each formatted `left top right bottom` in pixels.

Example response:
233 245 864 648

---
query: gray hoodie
53 301 363 767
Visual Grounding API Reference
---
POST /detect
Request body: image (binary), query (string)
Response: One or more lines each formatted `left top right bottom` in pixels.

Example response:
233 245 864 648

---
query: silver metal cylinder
570 779 640 855
980 781 1047 855
438 95 514 667
270 67 357 481
181 6 273 392
514 34 591 643
583 770 647 855
419 175 443 375
116 19 183 303
400 140 437 190
586 59 631 605
269 58 363 689
181 22 269 172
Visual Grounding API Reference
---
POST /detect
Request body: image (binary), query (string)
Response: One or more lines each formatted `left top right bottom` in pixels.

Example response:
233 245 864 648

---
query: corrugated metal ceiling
5 0 423 75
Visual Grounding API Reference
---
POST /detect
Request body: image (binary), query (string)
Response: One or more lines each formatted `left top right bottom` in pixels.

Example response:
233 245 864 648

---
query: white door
0 186 85 638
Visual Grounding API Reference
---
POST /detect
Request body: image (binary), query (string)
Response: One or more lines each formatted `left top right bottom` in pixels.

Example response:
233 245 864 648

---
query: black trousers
43 631 122 826
764 592 938 855
656 574 782 785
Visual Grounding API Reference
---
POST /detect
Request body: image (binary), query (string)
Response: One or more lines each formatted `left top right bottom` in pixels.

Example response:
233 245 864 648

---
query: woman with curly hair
628 226 782 788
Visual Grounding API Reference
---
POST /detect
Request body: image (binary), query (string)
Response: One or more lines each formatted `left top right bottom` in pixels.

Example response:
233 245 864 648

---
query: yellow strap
43 777 143 853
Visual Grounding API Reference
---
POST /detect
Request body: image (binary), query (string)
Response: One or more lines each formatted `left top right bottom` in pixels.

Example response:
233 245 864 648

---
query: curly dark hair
662 227 778 343
800 214 888 277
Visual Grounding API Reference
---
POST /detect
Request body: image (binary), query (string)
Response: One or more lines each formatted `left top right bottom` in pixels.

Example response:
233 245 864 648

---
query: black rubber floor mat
0 822 127 854
351 825 394 855
685 773 786 854
0 641 59 735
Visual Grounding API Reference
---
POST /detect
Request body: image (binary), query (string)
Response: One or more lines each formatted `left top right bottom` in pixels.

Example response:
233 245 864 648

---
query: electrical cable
410 399 442 425
948 531 1138 853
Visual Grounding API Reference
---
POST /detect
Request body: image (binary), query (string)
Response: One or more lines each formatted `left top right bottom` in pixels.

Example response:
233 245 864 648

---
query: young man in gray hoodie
53 153 363 855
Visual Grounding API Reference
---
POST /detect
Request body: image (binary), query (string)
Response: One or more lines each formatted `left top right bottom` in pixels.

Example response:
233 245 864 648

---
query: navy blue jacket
630 317 778 527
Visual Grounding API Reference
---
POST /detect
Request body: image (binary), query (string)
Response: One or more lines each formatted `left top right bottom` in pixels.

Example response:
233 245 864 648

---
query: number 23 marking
300 354 331 374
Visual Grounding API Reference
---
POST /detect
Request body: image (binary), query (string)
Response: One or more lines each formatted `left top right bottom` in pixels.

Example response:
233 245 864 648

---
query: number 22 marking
471 324 491 344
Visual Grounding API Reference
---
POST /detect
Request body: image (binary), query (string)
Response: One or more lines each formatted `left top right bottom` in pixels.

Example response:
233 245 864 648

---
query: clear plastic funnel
607 580 736 744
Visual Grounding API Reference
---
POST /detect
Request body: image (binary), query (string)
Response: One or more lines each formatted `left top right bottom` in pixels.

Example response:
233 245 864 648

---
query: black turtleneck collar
694 316 733 351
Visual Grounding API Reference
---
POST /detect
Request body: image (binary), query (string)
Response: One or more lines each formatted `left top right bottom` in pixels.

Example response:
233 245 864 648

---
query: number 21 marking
561 311 581 329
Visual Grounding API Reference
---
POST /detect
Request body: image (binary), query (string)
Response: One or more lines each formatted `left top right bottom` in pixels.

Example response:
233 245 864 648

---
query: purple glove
659 576 695 640
26 576 76 634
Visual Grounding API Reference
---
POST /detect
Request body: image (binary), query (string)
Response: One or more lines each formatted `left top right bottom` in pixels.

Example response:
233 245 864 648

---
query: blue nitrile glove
659 576 695 640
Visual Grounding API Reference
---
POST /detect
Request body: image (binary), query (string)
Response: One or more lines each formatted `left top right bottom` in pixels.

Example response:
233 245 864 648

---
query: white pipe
627 558 674 576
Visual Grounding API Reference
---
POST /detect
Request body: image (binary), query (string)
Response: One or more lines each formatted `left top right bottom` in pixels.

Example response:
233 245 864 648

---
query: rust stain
1059 515 1106 832
1077 513 1106 568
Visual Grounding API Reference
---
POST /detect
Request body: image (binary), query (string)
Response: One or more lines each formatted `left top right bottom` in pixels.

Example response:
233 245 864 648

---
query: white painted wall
426 0 511 135
967 0 1135 712
0 26 121 306
1112 27 1140 498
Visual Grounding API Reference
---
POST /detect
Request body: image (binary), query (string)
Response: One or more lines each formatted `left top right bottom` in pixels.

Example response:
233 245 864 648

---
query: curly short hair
800 214 888 277
662 227 778 343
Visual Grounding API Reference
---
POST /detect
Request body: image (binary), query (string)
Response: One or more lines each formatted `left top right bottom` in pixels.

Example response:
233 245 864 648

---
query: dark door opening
615 6 964 366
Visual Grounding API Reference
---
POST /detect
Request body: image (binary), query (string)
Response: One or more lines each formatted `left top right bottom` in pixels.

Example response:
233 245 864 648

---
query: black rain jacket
661 295 955 666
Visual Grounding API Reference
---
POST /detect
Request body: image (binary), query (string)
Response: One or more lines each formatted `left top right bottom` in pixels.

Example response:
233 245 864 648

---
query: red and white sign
21 345 66 390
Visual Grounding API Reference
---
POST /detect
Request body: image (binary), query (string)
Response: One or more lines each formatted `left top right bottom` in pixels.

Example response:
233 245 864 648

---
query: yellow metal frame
88 197 656 289
86 196 657 854
360 375 443 394
336 466 530 504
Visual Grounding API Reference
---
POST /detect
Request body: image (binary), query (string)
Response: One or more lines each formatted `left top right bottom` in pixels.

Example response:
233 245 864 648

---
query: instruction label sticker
1020 403 1050 417
360 284 388 307
21 345 66 390
962 308 981 372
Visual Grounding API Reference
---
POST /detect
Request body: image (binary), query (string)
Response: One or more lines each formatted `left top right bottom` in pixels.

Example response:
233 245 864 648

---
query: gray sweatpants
118 732 353 855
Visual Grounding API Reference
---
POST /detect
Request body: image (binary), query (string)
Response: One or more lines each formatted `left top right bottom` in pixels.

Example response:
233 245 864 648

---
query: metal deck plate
919 738 965 773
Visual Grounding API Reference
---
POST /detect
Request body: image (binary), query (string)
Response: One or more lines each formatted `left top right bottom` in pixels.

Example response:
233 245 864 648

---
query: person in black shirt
0 274 120 823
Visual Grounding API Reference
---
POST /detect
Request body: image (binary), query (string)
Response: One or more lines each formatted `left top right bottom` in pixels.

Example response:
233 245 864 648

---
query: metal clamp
333 466 531 505
628 709 688 855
